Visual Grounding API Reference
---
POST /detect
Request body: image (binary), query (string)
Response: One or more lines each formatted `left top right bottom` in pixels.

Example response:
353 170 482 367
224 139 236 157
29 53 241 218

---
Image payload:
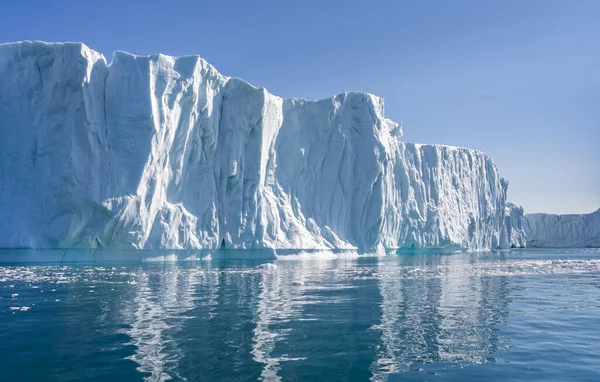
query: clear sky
1 0 598 214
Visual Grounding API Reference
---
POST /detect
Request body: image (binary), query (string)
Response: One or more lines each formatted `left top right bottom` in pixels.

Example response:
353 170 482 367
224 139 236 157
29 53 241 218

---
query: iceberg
524 209 600 248
0 41 509 251
500 202 527 249
500 203 600 249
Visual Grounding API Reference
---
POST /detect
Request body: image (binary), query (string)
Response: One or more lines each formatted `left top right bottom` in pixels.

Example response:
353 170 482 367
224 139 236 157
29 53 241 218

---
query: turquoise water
1 249 600 381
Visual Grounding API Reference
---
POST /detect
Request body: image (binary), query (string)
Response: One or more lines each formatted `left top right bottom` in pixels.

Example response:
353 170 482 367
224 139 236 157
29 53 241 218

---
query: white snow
0 41 509 251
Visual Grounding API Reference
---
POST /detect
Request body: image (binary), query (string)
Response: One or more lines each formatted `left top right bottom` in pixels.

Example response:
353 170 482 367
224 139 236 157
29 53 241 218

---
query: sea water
1 248 599 381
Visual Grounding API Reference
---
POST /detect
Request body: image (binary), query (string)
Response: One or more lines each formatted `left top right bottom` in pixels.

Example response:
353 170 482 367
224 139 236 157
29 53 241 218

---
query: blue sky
1 0 598 213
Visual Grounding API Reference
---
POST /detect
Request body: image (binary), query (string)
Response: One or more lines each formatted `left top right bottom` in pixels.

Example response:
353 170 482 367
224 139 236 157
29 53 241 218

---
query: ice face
524 209 600 248
499 202 528 249
499 203 600 249
0 41 508 251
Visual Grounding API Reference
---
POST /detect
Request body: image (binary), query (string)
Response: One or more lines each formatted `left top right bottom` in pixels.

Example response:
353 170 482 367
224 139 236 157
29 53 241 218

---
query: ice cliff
0 41 509 250
500 203 600 248
524 209 600 248
500 203 527 249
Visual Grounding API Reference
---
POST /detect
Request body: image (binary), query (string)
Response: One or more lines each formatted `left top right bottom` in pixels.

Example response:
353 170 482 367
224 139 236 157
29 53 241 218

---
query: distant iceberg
499 202 600 249
0 41 511 251
524 209 600 248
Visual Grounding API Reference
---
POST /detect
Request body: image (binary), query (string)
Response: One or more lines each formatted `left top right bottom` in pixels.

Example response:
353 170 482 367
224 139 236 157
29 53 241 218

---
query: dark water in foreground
1 249 600 381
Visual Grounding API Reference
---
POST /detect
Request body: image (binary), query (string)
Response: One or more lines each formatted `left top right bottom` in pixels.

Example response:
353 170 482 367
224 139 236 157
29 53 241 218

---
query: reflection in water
252 264 303 381
2 249 600 381
125 271 171 381
436 256 510 365
372 257 437 376
370 255 510 380
251 256 368 381
121 264 212 381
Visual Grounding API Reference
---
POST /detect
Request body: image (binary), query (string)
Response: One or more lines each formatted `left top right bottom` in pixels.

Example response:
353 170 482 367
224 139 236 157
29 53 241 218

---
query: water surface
1 249 599 381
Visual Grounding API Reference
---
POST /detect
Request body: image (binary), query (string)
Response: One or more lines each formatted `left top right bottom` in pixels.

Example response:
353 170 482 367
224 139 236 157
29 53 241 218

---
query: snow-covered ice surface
524 209 600 248
0 41 509 251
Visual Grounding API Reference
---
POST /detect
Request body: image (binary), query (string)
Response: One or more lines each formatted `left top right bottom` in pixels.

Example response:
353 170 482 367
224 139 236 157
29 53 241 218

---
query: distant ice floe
9 306 30 311
256 263 278 271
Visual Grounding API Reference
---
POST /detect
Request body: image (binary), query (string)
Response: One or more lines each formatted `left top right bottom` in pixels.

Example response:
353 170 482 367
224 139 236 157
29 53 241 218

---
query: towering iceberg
524 209 600 248
0 41 508 251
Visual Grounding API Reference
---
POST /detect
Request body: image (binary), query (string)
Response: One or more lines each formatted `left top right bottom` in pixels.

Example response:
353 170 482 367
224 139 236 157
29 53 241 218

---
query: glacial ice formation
500 202 527 249
0 41 509 250
499 203 600 249
524 209 600 248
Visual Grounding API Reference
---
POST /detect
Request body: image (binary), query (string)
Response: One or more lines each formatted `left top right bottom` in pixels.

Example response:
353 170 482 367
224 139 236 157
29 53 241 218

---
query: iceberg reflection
3 249 600 381
370 255 510 380
251 262 306 381
121 263 208 381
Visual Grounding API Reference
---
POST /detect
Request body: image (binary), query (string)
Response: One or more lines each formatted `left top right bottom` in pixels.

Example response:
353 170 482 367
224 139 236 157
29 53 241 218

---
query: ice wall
524 209 600 248
0 41 508 250
499 202 527 249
